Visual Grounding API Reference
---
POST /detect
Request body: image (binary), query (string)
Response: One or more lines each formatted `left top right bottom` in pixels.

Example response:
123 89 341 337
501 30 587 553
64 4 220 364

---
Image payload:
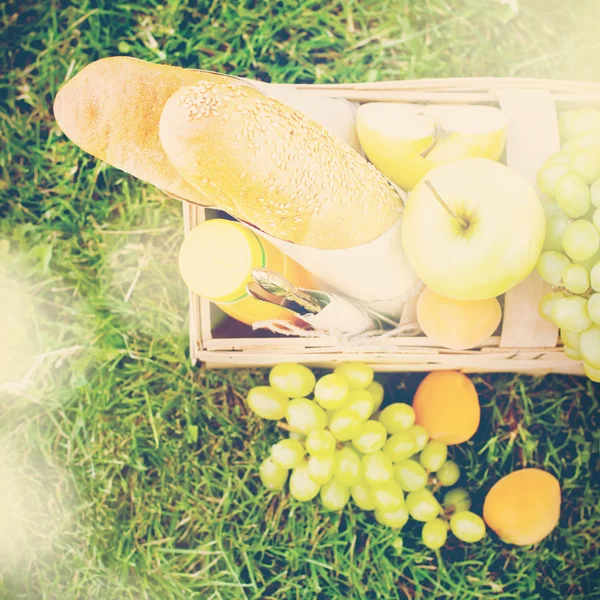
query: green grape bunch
535 108 600 382
250 361 487 551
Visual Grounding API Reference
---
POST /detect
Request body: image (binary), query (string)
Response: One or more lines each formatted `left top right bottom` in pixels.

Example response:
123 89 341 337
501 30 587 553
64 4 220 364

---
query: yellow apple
356 103 507 190
401 158 545 301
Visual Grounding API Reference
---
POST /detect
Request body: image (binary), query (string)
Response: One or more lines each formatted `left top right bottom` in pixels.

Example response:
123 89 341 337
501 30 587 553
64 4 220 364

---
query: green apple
401 158 546 300
356 103 507 190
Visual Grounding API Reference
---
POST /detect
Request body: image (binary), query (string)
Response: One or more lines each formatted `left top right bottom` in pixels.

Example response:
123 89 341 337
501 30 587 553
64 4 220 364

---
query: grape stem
424 180 469 229
276 422 301 434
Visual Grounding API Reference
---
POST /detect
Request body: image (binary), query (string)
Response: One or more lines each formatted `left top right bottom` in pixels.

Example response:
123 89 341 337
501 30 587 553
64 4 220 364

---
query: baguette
53 56 231 205
159 80 402 249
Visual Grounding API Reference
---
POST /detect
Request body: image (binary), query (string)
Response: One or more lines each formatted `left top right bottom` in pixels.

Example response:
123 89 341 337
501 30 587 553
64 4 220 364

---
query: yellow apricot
483 469 561 546
412 371 480 445
416 287 502 350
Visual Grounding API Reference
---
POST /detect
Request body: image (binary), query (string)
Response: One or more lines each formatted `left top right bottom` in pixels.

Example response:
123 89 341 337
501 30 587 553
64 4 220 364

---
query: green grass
1 0 600 598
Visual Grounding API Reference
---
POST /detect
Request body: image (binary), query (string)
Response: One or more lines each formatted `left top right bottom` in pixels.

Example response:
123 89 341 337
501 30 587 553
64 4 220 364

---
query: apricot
483 469 561 546
412 371 480 445
416 287 502 350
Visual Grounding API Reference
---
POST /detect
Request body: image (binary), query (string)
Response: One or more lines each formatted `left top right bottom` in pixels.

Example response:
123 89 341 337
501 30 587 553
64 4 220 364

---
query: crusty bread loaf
53 56 229 205
158 80 402 249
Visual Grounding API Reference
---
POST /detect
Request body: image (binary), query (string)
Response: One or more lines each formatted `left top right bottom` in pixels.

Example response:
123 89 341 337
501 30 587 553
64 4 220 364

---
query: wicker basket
183 77 600 373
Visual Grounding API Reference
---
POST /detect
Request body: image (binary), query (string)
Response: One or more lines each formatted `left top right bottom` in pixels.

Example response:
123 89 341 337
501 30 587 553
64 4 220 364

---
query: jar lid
179 219 266 303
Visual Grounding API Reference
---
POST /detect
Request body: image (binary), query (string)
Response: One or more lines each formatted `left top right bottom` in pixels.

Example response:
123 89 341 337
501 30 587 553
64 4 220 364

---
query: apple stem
420 123 444 158
424 180 469 229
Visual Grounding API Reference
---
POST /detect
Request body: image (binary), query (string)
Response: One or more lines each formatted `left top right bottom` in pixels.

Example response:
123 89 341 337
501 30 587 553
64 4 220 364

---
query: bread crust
53 56 223 205
159 80 402 249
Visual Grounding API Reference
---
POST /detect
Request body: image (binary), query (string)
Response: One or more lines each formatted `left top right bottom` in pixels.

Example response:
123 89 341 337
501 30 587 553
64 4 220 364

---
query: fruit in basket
559 108 600 142
412 371 480 445
416 287 502 350
483 468 561 545
536 124 600 381
562 220 599 261
401 158 545 301
250 362 489 550
356 103 507 190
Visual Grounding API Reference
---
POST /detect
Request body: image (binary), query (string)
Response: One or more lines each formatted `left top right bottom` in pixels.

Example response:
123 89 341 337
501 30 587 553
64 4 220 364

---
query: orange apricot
483 468 561 546
417 287 502 350
412 371 480 445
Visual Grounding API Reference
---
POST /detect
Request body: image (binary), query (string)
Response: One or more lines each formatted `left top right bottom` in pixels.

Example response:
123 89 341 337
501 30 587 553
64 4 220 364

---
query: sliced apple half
356 103 508 190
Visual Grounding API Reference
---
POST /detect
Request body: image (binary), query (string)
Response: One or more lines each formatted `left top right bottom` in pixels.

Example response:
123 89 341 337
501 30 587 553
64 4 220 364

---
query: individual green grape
552 296 593 332
305 430 336 458
344 389 375 421
308 454 335 484
450 511 486 543
422 518 449 550
371 480 405 512
436 460 461 486
589 294 600 325
594 209 600 232
563 264 591 294
333 362 374 389
580 325 600 368
561 140 580 154
247 386 289 420
561 329 581 350
564 346 583 361
378 403 416 434
592 179 600 208
394 459 428 492
259 458 289 491
573 127 600 150
559 110 581 141
382 430 417 462
584 361 600 382
570 148 600 184
333 447 363 487
592 261 600 292
271 439 305 469
544 151 573 167
362 451 394 487
289 462 321 501
351 481 376 511
539 291 567 322
556 172 591 218
560 108 600 141
419 440 448 472
536 251 571 286
320 478 350 511
536 162 571 197
269 363 316 398
443 488 472 513
543 215 570 252
314 374 350 410
562 220 600 261
410 425 429 452
375 504 410 529
406 489 441 522
351 420 388 454
366 381 385 412
329 409 363 442
286 398 327 435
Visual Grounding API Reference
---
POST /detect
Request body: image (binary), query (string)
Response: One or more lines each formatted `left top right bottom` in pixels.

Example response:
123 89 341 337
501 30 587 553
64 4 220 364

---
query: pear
356 103 507 190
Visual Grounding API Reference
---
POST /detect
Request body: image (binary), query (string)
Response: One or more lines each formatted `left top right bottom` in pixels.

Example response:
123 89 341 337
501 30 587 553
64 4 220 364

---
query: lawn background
1 1 599 598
